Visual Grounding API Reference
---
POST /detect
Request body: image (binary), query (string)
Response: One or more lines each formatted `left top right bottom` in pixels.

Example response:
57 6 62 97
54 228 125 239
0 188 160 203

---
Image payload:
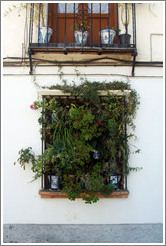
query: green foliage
108 118 119 135
3 3 26 17
118 3 132 7
15 78 140 204
128 167 142 172
71 22 90 32
100 184 115 196
69 106 99 141
14 147 36 171
4 3 45 26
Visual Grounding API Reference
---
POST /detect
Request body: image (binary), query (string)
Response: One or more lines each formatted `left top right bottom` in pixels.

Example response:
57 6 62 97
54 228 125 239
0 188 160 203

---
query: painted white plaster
136 3 164 61
3 65 163 78
2 1 164 225
2 69 163 224
151 34 163 61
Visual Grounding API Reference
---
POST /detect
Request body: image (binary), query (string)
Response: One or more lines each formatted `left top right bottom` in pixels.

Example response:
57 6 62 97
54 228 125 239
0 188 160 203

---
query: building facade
2 1 164 230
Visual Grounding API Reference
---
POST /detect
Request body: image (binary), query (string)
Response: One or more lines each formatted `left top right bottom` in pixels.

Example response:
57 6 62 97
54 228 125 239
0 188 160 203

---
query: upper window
48 3 118 44
58 3 109 14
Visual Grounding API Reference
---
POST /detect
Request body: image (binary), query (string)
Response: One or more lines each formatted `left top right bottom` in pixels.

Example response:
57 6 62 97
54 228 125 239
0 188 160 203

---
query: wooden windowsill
39 190 129 198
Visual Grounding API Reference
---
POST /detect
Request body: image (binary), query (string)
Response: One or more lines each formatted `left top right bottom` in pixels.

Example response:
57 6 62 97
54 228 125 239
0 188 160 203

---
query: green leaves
69 106 98 141
108 118 119 135
15 79 140 203
15 147 36 171
100 184 115 196
69 106 94 127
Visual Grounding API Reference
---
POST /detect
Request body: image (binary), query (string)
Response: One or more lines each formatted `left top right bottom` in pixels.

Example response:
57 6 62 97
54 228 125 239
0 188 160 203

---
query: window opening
41 95 128 192
88 3 109 13
48 3 118 44
58 3 79 13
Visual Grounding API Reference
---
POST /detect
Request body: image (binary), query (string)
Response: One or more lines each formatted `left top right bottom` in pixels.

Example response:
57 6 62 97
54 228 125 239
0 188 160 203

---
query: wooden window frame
48 3 118 44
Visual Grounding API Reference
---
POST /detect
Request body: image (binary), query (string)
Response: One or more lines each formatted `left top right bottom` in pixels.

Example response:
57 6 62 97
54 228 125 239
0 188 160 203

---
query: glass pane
88 3 109 13
58 3 78 13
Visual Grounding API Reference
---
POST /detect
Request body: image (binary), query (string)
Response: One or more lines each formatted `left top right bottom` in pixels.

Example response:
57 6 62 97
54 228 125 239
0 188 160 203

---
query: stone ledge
3 224 163 243
39 190 129 198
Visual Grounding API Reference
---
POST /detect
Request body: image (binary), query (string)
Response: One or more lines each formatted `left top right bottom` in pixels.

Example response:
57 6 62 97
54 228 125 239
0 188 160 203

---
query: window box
39 190 129 199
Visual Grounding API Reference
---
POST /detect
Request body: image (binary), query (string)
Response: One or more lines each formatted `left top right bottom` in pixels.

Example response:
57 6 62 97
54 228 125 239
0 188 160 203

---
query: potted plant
33 4 53 44
118 31 131 47
4 3 53 44
118 3 132 47
72 22 90 45
99 27 120 45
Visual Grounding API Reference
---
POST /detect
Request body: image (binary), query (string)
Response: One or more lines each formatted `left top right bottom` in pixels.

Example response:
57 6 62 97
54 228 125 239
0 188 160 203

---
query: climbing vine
15 75 140 204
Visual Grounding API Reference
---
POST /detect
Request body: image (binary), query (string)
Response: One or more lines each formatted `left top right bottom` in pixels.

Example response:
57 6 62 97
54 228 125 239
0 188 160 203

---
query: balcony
28 3 137 74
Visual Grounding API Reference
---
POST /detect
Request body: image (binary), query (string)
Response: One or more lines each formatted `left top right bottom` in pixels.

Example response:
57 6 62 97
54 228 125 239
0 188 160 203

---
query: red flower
30 104 36 110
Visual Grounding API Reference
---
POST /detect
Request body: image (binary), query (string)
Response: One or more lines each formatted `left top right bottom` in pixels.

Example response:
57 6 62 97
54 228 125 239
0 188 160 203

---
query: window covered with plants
15 80 140 204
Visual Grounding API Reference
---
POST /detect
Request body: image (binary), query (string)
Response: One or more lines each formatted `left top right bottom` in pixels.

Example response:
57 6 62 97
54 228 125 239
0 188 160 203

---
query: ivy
15 77 140 204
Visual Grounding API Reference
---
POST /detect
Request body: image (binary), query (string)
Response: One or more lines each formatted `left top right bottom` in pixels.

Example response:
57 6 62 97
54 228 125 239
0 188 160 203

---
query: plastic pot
119 34 131 47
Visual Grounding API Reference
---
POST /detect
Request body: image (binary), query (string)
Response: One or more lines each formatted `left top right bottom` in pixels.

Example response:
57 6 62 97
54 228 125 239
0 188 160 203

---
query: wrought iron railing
28 3 136 51
41 95 128 192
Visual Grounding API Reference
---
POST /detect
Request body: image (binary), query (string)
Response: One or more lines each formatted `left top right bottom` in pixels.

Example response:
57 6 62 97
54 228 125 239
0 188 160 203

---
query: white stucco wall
2 65 163 224
136 2 164 61
2 2 164 225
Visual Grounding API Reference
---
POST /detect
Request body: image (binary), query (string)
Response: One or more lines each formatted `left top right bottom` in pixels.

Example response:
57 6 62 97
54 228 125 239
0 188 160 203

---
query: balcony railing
28 3 137 75
28 3 136 52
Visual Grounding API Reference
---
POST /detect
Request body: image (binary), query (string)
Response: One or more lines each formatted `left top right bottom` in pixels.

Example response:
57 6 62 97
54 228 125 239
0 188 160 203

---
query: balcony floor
29 43 137 54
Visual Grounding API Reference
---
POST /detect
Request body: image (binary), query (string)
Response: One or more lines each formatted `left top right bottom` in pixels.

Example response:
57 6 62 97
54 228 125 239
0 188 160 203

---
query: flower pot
50 175 59 190
80 176 89 189
109 175 121 189
119 34 131 47
37 27 53 43
74 31 89 44
93 150 100 160
99 29 116 44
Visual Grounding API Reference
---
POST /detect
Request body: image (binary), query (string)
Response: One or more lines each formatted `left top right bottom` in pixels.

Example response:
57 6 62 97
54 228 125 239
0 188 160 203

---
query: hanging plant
14 79 141 204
